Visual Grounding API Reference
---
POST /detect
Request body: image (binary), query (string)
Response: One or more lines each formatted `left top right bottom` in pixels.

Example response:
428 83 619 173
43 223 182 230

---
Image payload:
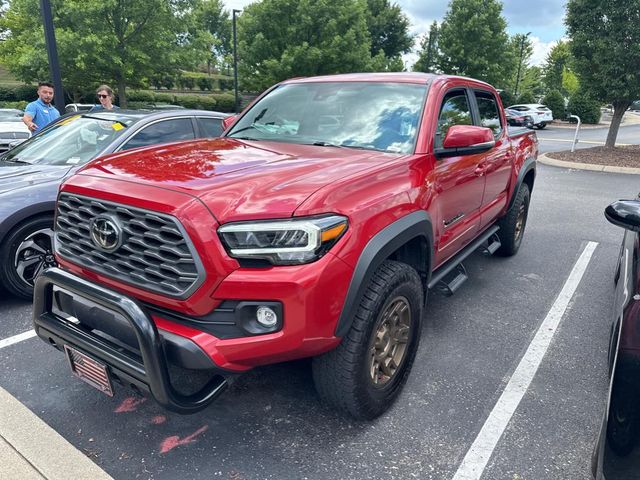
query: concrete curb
0 386 113 480
538 153 640 175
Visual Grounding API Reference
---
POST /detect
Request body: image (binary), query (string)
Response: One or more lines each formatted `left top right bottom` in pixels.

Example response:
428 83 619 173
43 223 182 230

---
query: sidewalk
538 153 640 175
0 386 113 480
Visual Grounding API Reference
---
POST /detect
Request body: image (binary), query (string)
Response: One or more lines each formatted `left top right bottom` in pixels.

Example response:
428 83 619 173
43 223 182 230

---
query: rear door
471 89 512 228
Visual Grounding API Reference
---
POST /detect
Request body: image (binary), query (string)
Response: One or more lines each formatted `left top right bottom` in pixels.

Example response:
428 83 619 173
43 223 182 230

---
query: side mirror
605 200 640 232
436 125 495 157
222 115 239 131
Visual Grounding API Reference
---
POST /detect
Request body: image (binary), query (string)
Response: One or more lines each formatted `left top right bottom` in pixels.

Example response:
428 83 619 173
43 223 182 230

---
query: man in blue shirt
22 82 60 134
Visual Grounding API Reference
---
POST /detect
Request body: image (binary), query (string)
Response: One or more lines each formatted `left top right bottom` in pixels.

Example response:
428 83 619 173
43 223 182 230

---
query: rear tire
312 260 423 420
496 184 530 257
0 216 55 300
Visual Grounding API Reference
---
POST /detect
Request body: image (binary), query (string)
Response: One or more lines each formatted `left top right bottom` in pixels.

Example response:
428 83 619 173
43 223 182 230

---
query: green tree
566 0 640 147
436 0 514 88
542 41 572 95
519 65 545 101
238 0 375 92
542 89 566 120
0 0 211 106
413 21 439 73
195 0 232 73
567 90 601 124
561 67 579 97
365 0 412 60
510 33 533 97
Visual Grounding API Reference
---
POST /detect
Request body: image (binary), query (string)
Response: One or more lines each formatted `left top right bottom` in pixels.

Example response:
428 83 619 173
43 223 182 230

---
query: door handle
474 164 486 176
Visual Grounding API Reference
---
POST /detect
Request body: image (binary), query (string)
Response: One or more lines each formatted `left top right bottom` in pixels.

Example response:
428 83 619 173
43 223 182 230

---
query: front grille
56 193 204 298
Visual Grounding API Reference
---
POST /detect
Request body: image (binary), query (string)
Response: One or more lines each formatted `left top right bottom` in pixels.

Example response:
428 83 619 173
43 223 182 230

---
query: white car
0 110 30 153
507 104 553 129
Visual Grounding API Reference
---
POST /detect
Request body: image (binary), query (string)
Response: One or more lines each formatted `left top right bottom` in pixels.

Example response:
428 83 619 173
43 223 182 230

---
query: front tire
312 260 423 420
0 216 55 300
496 184 530 257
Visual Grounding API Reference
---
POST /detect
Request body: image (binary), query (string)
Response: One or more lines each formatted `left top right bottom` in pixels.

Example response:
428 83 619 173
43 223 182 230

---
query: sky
223 0 567 68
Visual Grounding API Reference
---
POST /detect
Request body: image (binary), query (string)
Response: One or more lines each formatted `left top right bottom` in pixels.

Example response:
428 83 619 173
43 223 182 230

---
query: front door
431 88 485 266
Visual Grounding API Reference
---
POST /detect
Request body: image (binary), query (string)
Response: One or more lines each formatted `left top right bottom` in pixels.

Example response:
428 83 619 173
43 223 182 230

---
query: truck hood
79 138 400 222
0 161 70 194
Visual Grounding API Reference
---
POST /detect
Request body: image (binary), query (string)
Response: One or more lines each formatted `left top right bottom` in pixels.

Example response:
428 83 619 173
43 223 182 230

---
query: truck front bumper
33 267 228 414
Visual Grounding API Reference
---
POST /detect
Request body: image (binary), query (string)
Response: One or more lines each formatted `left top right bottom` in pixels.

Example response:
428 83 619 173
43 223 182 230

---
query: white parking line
0 330 37 349
451 241 598 480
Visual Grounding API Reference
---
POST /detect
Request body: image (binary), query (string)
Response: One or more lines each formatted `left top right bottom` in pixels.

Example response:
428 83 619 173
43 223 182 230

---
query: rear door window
475 91 503 138
197 117 223 138
121 118 195 150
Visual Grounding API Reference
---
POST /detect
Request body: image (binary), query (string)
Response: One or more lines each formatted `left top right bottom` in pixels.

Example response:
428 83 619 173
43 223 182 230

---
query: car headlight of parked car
218 215 348 265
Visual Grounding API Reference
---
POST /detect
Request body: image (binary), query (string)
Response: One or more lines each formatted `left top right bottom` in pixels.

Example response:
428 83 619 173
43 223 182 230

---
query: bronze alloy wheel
369 295 411 387
514 202 526 242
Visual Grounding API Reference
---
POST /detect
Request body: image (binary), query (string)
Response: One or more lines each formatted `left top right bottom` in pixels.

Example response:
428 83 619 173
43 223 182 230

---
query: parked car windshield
227 82 427 154
0 109 23 121
1 115 130 166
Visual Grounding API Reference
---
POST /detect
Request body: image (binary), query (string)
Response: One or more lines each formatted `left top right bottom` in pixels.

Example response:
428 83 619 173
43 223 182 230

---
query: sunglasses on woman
97 94 109 99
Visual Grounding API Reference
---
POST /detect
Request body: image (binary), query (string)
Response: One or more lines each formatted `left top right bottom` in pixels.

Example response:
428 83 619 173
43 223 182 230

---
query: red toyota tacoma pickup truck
33 73 537 420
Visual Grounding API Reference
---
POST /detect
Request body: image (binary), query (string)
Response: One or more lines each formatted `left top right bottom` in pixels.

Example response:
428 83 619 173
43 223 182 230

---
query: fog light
256 306 278 328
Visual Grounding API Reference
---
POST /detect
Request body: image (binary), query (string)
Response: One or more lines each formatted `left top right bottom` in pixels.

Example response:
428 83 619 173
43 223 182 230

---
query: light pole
40 0 64 114
232 9 241 113
513 32 531 99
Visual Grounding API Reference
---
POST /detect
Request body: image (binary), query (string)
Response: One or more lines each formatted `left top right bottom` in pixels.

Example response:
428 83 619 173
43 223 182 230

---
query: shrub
180 76 195 90
218 78 234 91
13 85 38 102
154 92 176 104
161 75 175 90
174 94 217 110
128 90 155 103
197 77 213 91
567 91 601 124
212 93 235 112
516 91 535 104
542 90 566 121
0 86 17 101
498 90 516 108
0 100 28 110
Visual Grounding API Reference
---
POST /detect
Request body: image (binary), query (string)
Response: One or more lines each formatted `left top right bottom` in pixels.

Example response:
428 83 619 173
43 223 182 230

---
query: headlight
218 215 348 265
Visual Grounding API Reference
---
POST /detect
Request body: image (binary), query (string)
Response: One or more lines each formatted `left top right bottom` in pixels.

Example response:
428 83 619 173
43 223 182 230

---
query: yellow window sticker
112 123 124 131
58 115 80 126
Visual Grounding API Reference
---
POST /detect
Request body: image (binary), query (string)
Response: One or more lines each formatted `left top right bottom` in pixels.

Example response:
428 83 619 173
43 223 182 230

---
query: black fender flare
334 211 433 337
506 157 536 212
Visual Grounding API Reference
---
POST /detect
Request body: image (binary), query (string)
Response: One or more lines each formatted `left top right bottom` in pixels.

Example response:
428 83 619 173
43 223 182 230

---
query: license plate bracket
64 345 114 397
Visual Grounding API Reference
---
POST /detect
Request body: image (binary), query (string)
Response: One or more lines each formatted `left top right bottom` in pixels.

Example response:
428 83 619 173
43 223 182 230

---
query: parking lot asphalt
0 161 636 480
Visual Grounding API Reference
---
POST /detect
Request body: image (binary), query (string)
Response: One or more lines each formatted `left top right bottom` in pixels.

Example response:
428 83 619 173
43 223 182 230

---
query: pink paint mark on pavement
160 425 208 454
151 415 167 425
114 396 147 413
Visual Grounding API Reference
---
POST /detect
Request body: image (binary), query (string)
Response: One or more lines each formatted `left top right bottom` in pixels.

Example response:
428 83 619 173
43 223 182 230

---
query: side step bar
428 225 500 295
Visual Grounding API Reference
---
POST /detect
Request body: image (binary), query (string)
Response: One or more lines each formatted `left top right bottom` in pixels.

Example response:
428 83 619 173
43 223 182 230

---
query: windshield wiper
231 135 260 141
3 157 31 164
228 124 260 137
308 141 342 147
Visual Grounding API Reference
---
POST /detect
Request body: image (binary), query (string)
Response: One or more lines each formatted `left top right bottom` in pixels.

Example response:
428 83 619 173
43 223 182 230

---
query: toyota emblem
90 217 122 252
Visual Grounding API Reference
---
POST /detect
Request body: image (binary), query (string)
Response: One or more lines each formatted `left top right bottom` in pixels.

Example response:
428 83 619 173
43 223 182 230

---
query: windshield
227 82 427 154
2 115 130 165
0 109 23 121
